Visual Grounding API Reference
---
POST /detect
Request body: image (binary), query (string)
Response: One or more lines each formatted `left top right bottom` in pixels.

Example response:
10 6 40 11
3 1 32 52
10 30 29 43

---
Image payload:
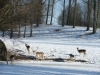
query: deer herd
6 44 87 65
25 44 87 61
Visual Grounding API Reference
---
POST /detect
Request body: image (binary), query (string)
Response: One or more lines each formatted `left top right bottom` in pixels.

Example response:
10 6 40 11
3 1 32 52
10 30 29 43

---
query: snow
0 24 100 74
0 61 100 75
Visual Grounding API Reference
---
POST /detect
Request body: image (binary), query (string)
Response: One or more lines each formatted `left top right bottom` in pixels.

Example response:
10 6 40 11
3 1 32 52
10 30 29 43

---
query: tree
92 0 97 34
0 0 12 37
18 0 22 38
96 0 100 29
86 0 92 31
73 0 77 28
58 2 84 27
0 0 45 38
62 0 65 27
46 0 50 24
66 0 72 25
50 0 55 25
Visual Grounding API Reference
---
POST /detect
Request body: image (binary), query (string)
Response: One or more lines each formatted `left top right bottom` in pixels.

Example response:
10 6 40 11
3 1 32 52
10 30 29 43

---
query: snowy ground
0 25 100 74
0 60 100 75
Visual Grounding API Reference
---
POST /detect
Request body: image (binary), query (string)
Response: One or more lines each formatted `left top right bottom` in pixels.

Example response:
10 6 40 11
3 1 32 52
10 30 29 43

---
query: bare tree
96 0 100 29
73 0 77 28
50 0 55 25
46 0 50 24
0 0 12 37
92 0 97 34
62 0 65 27
86 0 92 31
66 0 72 25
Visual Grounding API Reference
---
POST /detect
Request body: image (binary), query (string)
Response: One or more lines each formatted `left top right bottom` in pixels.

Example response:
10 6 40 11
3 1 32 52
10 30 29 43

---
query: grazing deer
55 29 61 31
77 47 86 55
10 55 14 64
25 44 30 53
69 54 74 60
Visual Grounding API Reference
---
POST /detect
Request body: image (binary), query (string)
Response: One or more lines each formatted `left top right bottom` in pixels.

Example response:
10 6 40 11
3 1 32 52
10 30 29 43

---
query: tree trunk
92 0 97 34
96 0 100 29
18 0 22 38
10 29 13 38
73 0 77 28
2 30 5 37
30 24 33 37
66 0 71 25
18 20 21 38
30 19 33 37
46 0 50 24
36 19 39 27
50 0 54 25
23 21 26 38
86 0 91 31
62 0 65 27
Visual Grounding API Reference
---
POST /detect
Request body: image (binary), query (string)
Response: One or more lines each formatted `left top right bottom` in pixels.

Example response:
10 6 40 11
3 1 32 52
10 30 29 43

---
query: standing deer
10 55 14 64
77 47 86 55
69 54 74 60
32 47 44 60
25 44 30 54
33 47 38 55
36 52 44 60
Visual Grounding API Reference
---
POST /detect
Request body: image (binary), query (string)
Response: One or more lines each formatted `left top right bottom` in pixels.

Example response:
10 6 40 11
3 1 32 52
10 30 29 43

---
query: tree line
0 0 100 38
58 0 100 34
0 0 55 38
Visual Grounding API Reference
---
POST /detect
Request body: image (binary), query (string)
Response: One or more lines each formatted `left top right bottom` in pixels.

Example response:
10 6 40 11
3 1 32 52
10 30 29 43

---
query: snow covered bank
0 25 100 66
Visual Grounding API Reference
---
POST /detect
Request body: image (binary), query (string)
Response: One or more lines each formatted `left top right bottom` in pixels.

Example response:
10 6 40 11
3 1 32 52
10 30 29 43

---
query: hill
0 25 100 64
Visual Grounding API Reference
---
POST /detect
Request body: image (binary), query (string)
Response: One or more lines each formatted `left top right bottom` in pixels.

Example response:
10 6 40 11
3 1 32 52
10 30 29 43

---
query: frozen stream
0 64 100 75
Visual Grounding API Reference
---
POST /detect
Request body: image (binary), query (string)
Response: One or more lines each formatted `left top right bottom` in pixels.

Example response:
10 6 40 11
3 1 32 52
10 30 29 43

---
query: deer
77 47 86 55
55 29 61 32
36 52 44 60
25 44 30 54
10 55 15 64
69 54 74 60
32 47 44 60
33 47 38 55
